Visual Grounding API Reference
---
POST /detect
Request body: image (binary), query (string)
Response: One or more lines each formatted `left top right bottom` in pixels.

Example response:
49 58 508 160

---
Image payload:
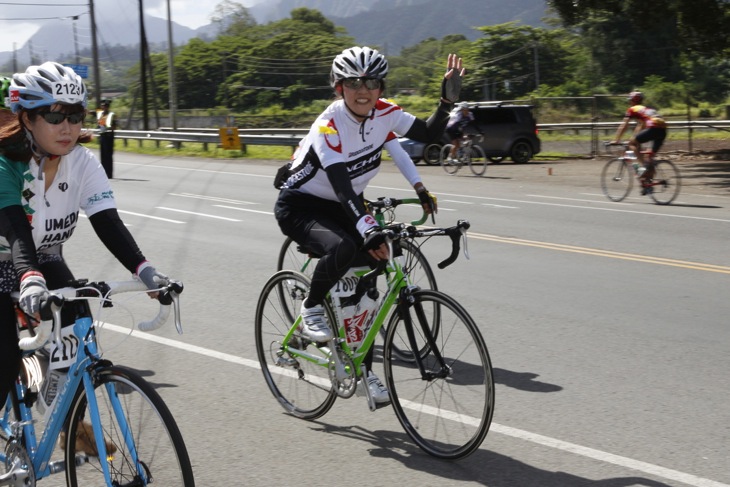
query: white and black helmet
10 61 87 113
330 46 388 87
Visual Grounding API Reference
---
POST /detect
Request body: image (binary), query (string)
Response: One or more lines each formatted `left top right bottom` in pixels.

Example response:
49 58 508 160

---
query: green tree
467 23 580 101
546 0 730 91
210 0 257 36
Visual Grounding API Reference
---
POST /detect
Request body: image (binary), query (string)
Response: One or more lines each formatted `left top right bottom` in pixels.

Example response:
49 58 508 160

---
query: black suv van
399 102 541 164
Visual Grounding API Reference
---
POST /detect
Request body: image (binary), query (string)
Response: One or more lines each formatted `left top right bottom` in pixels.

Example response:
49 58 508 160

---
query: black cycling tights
303 219 370 307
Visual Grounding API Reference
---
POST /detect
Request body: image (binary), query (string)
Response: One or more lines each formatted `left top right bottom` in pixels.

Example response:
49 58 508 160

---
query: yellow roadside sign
219 127 241 150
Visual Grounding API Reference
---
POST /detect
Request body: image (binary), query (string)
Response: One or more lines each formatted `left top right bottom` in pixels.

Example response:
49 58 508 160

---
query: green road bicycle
601 142 681 205
276 197 438 361
256 219 494 459
1 278 194 486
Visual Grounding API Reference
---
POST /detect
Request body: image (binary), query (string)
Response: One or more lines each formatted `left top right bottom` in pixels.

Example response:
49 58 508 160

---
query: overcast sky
0 0 258 54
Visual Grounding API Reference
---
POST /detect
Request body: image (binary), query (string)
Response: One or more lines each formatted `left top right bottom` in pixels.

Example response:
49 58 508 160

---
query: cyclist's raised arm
404 54 465 144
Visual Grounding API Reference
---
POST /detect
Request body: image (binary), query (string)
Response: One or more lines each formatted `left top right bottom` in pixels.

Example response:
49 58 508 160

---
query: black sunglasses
39 111 86 125
342 78 382 90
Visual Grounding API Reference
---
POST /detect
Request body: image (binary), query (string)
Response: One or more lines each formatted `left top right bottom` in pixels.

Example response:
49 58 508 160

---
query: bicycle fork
399 289 450 380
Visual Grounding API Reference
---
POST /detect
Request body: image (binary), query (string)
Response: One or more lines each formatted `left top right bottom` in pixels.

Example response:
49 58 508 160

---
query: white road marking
117 210 185 224
155 207 241 222
214 205 274 215
102 322 729 487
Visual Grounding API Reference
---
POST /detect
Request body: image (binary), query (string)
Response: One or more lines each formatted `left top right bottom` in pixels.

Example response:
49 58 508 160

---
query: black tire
439 144 460 175
255 270 337 420
648 160 681 205
383 289 494 459
65 365 194 487
423 143 442 166
601 158 633 202
469 145 488 176
510 140 533 163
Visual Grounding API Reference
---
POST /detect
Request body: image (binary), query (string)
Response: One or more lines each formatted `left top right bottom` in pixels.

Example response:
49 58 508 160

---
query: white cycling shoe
299 303 333 342
357 371 390 405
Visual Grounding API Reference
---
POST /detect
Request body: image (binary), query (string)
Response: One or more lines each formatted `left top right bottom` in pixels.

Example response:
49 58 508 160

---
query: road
53 153 730 486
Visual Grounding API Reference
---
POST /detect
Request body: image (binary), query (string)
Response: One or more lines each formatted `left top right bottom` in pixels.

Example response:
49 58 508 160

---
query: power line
0 2 85 5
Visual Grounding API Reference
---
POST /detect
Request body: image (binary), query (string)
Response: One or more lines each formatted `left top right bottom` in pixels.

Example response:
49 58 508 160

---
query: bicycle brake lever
387 236 394 270
171 292 183 335
461 227 470 260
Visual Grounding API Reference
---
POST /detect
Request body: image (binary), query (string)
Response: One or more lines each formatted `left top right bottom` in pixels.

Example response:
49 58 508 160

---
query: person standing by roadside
96 98 117 179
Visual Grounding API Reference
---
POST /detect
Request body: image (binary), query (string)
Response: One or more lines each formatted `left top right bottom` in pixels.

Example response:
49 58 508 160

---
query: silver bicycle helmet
628 91 644 104
10 62 87 113
330 46 388 87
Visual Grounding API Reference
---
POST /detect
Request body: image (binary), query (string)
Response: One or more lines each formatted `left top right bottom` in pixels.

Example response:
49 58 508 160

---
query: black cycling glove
362 227 387 252
417 189 438 223
441 70 463 103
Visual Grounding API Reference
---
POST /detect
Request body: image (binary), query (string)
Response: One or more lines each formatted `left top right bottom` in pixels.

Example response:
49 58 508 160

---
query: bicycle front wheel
439 144 460 175
649 160 681 205
383 290 494 459
601 158 633 202
468 145 488 176
255 270 337 420
65 365 194 487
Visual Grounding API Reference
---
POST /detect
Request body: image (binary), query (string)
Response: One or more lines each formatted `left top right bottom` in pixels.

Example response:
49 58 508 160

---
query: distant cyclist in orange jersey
612 91 667 189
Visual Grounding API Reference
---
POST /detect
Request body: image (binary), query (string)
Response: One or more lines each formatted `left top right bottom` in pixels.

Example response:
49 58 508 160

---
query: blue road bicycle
0 278 194 486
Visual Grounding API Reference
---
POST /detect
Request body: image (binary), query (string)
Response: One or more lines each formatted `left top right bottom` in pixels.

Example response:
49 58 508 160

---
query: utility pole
166 0 177 130
72 16 80 64
12 43 17 73
89 0 101 107
139 0 149 130
533 42 540 91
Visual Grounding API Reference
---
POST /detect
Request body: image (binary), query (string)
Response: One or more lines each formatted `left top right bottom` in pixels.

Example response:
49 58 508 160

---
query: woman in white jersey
0 63 172 454
274 47 464 404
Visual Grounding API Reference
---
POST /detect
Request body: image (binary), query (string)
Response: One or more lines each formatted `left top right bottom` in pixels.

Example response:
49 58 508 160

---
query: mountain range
1 0 548 68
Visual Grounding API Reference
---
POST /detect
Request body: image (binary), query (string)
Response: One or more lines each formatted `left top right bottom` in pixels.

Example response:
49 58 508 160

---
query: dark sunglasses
342 78 382 90
39 111 86 125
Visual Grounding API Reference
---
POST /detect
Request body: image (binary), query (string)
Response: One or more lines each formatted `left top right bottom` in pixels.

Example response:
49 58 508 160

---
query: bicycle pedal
275 355 298 367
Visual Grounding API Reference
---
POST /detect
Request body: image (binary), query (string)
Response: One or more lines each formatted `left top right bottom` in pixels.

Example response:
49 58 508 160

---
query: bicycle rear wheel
601 158 633 202
648 160 681 205
255 270 337 420
65 365 194 487
383 289 494 459
439 144 460 175
468 145 488 176
277 236 315 278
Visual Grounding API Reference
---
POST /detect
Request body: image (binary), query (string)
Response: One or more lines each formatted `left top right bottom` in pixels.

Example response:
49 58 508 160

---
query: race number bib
52 81 82 104
49 325 79 370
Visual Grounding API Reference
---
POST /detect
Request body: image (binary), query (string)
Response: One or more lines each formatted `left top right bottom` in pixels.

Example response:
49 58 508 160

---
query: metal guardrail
101 120 729 154
108 129 305 151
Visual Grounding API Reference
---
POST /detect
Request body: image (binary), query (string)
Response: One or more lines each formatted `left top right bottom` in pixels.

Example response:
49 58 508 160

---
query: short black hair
101 99 111 105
